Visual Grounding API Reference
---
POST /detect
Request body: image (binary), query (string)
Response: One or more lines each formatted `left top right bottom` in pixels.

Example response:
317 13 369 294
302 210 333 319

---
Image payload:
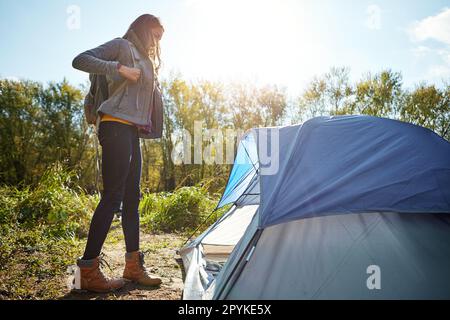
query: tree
348 70 403 117
0 79 42 186
0 78 88 188
297 67 353 121
400 83 450 140
325 67 353 114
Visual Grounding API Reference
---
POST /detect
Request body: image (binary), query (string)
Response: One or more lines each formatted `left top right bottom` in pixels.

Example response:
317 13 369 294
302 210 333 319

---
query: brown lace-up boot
123 251 162 286
76 256 125 293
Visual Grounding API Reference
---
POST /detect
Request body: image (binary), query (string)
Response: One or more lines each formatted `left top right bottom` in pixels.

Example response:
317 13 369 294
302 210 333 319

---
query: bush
0 162 92 299
0 186 23 225
1 162 95 238
140 186 223 233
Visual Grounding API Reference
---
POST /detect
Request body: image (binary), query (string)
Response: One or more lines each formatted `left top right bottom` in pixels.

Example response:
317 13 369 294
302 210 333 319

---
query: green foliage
400 84 450 140
0 162 90 299
0 225 82 299
1 162 94 238
140 185 224 233
297 67 353 120
0 78 88 188
0 186 23 225
350 70 403 116
296 67 449 141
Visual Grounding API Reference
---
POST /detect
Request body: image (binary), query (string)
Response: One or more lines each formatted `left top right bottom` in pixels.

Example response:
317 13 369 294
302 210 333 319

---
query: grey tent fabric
212 210 261 300
226 212 450 299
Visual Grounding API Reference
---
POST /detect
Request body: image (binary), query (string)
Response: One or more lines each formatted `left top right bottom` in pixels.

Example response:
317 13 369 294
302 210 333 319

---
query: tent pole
215 228 264 300
179 207 222 248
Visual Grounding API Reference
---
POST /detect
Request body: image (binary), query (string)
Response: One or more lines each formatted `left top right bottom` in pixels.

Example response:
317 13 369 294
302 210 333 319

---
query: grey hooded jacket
72 35 158 137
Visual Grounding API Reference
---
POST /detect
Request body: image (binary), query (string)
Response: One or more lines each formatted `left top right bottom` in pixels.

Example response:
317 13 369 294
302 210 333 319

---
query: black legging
83 121 141 260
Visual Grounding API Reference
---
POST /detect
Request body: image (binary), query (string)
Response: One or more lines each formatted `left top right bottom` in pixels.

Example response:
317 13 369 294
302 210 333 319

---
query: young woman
72 14 164 293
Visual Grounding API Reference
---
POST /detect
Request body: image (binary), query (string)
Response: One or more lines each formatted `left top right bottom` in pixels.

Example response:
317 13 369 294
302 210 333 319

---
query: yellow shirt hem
100 114 134 126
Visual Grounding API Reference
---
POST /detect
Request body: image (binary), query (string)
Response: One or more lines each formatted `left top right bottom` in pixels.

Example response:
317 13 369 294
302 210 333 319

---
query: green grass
139 185 228 234
0 162 93 299
0 225 83 299
1 162 95 238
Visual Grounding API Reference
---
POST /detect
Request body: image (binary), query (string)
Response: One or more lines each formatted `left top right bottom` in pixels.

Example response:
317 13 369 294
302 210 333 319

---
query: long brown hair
123 14 164 76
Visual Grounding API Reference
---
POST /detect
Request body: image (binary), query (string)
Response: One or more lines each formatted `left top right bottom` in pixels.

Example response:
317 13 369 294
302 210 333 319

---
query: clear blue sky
0 0 449 95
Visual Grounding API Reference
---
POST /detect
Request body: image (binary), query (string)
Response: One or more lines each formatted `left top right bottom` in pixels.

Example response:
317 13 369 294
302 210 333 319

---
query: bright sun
181 0 324 91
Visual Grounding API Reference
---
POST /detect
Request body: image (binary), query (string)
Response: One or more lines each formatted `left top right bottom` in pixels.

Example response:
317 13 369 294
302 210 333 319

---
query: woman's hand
118 65 141 82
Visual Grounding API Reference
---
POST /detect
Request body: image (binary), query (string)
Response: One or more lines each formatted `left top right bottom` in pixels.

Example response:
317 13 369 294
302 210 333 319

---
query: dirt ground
61 225 187 300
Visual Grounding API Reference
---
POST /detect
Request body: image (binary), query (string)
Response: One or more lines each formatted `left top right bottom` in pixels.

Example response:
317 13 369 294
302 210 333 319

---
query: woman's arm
72 38 123 76
72 38 141 82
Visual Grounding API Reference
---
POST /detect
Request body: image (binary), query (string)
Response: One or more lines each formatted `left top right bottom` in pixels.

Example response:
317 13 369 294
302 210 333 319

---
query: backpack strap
98 75 109 101
109 77 128 97
126 40 137 68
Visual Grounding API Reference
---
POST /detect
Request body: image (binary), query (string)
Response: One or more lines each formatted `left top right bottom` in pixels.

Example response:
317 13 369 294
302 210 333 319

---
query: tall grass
139 185 226 234
1 162 95 238
0 162 94 299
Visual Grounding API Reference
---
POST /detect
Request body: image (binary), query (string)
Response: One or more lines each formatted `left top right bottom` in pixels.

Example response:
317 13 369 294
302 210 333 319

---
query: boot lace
97 252 113 280
139 251 151 276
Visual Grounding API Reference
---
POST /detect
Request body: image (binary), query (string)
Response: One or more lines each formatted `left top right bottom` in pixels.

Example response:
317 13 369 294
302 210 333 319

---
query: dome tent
179 115 450 300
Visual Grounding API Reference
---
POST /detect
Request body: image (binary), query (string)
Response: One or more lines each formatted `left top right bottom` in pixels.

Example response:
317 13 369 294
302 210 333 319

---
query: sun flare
183 0 324 90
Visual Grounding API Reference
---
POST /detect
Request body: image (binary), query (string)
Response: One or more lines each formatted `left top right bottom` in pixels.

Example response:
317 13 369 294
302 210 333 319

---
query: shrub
140 186 223 233
0 186 24 225
0 162 92 299
2 162 93 238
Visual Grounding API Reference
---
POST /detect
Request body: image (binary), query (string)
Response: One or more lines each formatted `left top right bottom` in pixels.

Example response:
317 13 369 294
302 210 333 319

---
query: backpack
83 73 109 125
